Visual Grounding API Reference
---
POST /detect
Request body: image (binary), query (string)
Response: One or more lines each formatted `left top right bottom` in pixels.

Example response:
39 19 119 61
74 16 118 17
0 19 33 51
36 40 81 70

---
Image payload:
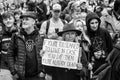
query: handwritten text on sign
42 39 81 69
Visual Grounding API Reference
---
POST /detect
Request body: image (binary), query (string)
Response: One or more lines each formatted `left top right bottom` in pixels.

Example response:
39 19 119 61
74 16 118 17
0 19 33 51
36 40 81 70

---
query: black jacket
0 26 17 70
86 12 113 72
7 29 44 78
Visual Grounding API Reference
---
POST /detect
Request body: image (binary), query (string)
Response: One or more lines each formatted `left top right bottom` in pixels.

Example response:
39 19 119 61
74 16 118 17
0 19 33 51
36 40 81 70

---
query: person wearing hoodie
85 12 113 72
7 11 45 80
0 11 18 80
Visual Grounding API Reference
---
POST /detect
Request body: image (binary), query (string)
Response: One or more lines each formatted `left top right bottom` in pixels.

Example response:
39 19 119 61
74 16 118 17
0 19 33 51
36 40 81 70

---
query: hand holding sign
76 63 83 70
48 33 58 39
40 50 45 57
42 39 81 69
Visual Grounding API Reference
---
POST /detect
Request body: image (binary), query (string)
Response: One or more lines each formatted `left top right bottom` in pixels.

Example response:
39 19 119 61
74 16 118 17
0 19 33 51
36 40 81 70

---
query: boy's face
90 19 99 31
64 31 76 42
22 17 35 29
3 16 15 28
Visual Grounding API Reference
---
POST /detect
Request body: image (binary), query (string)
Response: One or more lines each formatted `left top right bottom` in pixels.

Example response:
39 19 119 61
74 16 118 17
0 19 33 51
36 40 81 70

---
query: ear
32 19 36 24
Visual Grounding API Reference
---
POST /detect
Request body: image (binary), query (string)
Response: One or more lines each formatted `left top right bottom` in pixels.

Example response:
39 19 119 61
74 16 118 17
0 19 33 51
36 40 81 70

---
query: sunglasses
53 10 61 13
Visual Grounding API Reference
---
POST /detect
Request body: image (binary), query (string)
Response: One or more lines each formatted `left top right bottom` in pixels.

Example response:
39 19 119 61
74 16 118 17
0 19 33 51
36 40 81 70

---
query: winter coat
7 29 44 78
86 12 113 72
0 26 17 70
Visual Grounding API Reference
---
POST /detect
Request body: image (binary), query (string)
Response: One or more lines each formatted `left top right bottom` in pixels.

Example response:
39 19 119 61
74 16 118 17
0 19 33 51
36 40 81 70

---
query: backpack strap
46 19 50 35
61 19 66 25
45 19 66 35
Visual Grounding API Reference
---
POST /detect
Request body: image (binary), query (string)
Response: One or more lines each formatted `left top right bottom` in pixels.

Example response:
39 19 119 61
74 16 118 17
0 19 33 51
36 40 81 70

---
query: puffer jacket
7 29 44 79
0 27 17 70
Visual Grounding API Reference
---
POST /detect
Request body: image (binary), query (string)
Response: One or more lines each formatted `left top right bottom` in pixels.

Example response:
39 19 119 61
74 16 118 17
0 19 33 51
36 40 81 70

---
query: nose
93 23 98 28
6 18 10 21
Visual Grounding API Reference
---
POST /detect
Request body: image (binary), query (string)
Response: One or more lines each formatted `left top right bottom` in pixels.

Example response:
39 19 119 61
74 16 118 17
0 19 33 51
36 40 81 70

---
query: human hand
40 50 45 57
45 74 52 80
76 63 83 70
38 72 46 78
88 63 93 70
48 33 58 39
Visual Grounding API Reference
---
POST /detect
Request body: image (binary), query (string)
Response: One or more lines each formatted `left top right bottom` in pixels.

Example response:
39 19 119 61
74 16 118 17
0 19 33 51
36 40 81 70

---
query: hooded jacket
86 12 113 72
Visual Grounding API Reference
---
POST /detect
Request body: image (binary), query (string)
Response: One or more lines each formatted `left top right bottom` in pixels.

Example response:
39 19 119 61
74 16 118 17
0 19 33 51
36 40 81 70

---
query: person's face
10 4 16 10
90 19 99 31
22 17 35 29
3 16 15 28
75 20 84 31
80 2 86 9
72 9 81 20
15 14 21 20
64 31 76 42
52 9 61 19
103 0 109 6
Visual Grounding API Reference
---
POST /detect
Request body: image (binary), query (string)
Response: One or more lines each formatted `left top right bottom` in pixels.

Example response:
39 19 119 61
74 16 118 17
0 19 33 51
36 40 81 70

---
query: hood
86 12 101 35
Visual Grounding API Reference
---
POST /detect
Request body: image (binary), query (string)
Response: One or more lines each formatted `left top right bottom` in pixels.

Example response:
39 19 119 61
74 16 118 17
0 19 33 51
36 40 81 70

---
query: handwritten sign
42 39 81 69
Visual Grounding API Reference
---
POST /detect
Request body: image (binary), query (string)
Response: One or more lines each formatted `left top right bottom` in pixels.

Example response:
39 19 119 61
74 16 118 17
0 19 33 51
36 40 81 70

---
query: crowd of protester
0 0 120 80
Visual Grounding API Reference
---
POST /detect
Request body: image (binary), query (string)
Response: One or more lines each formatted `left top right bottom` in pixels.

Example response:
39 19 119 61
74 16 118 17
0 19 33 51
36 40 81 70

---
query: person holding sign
41 23 88 80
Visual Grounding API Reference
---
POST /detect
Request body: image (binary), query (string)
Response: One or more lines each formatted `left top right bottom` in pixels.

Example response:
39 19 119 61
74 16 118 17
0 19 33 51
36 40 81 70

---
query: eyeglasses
53 10 61 13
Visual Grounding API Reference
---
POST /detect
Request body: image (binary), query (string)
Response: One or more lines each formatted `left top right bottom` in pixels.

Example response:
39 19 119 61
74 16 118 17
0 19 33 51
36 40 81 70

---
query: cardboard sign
42 39 81 69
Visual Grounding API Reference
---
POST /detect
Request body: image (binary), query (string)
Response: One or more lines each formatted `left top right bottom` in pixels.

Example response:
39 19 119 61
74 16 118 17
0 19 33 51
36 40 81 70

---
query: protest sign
42 39 81 69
